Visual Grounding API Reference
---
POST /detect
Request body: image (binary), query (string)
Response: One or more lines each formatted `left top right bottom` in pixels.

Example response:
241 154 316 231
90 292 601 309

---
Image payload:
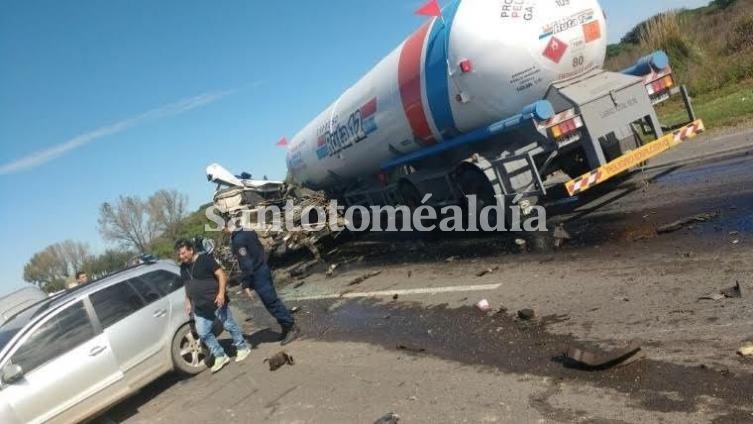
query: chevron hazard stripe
565 119 705 196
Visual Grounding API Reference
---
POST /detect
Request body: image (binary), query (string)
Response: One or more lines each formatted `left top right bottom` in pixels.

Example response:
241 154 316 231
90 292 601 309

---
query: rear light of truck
549 116 584 139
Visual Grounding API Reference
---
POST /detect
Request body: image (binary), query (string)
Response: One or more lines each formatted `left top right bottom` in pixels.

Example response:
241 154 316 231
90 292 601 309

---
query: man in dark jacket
224 223 300 345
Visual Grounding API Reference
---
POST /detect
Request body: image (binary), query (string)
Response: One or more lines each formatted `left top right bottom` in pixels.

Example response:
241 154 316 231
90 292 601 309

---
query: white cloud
0 89 234 175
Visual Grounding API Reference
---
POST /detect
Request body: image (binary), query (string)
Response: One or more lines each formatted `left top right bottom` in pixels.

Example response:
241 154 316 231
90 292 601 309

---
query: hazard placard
543 37 568 64
583 21 601 43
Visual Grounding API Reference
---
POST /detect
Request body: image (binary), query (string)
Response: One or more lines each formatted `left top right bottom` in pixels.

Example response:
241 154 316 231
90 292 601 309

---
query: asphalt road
105 127 753 424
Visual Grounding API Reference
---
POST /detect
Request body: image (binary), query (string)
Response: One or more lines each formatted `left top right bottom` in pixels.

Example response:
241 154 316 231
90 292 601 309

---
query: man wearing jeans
175 239 251 373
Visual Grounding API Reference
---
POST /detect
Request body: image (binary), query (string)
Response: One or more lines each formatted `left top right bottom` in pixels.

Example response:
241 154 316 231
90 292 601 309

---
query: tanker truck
284 0 702 220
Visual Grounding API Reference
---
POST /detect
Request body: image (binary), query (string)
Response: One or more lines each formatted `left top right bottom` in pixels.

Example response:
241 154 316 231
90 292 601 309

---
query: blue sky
0 0 711 294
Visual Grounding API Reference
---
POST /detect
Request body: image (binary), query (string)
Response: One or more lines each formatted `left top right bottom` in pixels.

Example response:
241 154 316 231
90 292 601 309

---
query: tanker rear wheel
453 164 497 211
398 181 422 210
453 163 503 229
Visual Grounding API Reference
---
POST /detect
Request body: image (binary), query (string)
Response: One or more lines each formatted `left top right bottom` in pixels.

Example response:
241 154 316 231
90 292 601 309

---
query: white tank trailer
284 0 700 212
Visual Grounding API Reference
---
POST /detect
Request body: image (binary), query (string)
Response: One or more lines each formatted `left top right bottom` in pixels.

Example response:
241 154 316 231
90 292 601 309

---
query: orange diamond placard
583 20 602 43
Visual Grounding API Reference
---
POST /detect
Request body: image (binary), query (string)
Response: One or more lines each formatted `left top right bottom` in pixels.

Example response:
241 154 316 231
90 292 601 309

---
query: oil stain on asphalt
239 299 753 423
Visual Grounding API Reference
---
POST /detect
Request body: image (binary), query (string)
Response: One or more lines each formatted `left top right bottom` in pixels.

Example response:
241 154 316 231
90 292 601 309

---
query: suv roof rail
2 256 170 325
57 254 161 297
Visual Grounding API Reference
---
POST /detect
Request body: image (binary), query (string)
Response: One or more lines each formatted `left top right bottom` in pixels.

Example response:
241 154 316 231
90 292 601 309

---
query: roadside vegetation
23 190 220 293
606 0 753 129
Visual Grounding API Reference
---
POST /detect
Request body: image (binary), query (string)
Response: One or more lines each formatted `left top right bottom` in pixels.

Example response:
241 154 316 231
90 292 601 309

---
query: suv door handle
153 309 167 318
89 346 107 357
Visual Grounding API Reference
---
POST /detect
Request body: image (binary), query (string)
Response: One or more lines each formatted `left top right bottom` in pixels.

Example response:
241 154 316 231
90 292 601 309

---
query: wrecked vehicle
206 163 347 263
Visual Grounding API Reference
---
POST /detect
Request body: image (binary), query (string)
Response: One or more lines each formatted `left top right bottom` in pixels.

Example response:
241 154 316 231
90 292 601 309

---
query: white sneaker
211 355 230 373
235 348 251 363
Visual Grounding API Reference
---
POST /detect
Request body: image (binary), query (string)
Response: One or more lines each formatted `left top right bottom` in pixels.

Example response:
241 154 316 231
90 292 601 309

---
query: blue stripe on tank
423 0 461 140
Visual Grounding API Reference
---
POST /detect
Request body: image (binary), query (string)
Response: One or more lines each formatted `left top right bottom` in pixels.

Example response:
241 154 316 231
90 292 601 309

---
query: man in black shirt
224 223 299 345
175 239 251 373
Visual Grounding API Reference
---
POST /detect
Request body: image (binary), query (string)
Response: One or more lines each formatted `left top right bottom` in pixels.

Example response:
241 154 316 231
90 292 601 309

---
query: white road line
284 283 502 301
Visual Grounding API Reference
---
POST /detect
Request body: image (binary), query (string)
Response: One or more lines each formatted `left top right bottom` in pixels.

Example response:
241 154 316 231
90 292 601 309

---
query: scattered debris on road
721 282 742 298
700 282 742 301
392 294 399 300
627 228 657 242
374 412 400 424
553 224 572 248
293 281 306 289
517 309 536 321
272 269 293 286
290 306 301 314
698 293 725 301
737 343 753 357
445 256 457 262
289 259 321 280
325 263 339 278
564 342 642 370
656 211 718 234
614 297 630 302
476 266 500 277
407 270 413 278
396 344 426 354
476 299 492 312
348 271 383 286
264 351 295 371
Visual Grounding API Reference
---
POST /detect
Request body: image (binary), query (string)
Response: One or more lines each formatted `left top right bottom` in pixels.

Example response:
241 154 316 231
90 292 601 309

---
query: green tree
23 247 67 290
84 249 135 279
712 0 737 9
98 196 160 252
150 204 225 259
147 189 188 241
98 190 189 253
23 240 91 292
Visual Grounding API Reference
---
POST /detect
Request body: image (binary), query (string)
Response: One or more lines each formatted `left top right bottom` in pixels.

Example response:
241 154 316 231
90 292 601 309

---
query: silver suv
0 259 211 424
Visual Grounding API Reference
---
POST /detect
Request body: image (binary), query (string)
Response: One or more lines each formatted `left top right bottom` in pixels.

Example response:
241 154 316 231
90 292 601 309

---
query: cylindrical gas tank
286 0 607 189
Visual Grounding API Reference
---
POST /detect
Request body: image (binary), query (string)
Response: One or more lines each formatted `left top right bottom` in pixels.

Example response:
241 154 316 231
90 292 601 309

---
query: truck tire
453 163 501 229
453 163 497 210
171 323 209 375
398 180 422 210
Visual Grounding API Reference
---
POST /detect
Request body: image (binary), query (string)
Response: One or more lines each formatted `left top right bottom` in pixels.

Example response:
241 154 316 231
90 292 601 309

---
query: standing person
175 239 251 373
224 223 300 345
66 271 89 289
75 271 89 285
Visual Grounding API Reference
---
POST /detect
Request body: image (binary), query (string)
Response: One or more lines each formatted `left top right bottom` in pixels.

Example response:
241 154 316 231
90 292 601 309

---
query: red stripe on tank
398 22 435 145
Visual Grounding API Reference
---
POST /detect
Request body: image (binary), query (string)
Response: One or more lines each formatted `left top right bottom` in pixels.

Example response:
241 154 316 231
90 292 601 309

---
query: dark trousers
244 264 294 328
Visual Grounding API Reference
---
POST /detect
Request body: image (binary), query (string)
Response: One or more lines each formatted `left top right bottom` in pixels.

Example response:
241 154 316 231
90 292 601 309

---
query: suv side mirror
2 364 23 384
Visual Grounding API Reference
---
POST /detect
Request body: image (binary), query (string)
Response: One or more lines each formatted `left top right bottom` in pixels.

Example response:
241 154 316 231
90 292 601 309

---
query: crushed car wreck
206 163 348 264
